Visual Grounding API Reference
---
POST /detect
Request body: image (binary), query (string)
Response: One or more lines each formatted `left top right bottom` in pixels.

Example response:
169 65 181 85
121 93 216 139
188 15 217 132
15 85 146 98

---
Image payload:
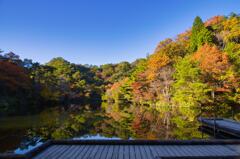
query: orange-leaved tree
193 44 239 116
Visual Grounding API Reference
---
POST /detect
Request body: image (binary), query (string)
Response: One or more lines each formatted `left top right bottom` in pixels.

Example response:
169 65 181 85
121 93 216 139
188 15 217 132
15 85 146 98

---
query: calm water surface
0 105 209 154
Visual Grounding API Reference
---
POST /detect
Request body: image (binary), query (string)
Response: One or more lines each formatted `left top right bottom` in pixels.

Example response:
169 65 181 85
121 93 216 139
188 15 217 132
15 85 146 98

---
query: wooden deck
199 118 240 138
2 140 240 159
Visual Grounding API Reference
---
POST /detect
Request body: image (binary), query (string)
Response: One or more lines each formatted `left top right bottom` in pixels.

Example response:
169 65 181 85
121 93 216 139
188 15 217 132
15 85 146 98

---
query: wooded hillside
1 13 240 118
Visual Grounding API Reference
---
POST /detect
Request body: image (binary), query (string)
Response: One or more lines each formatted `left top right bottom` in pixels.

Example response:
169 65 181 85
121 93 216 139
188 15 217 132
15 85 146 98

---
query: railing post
214 112 216 138
200 104 203 139
211 90 216 138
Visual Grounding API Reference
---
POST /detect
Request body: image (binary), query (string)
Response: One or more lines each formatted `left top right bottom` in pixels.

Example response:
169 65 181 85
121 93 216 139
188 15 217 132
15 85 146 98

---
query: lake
0 104 211 154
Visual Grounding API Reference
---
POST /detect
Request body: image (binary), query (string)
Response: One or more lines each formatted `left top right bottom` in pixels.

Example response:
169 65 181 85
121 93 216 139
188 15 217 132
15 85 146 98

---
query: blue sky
0 0 239 65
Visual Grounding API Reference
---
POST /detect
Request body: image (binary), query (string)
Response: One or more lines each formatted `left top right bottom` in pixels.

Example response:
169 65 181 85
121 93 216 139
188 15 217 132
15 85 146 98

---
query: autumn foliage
193 44 230 75
205 15 225 27
103 13 240 123
1 13 240 120
0 61 31 91
147 53 170 80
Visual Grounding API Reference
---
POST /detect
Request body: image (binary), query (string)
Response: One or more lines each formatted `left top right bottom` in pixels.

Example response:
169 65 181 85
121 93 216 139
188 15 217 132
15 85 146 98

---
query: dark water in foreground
0 105 210 154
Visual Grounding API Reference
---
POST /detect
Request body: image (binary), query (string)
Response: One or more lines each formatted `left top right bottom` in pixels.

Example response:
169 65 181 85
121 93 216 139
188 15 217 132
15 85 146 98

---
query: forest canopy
0 13 240 118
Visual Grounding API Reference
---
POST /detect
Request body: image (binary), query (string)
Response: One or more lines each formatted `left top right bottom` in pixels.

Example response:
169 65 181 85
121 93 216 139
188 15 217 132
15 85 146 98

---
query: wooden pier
2 140 240 159
199 118 240 138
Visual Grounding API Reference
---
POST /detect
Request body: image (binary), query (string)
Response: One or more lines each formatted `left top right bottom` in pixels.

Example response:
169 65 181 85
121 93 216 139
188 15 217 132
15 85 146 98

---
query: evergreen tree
190 16 213 52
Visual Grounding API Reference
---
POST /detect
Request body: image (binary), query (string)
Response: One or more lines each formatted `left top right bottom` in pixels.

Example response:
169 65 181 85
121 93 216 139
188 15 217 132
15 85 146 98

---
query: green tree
190 16 213 52
225 42 240 72
130 58 147 81
47 57 73 82
30 64 60 102
100 64 115 80
111 62 132 82
172 57 208 119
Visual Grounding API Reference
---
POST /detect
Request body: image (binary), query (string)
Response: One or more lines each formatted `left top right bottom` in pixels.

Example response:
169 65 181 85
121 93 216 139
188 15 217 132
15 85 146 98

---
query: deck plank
149 145 160 158
83 145 96 159
167 145 183 157
68 146 83 158
135 145 143 159
138 146 145 159
100 145 109 159
112 145 119 159
194 146 206 156
71 145 86 159
83 145 93 159
33 145 59 159
118 145 124 159
89 145 100 159
225 145 240 154
154 146 170 157
42 145 66 159
181 145 201 156
139 146 149 159
94 145 105 159
211 145 238 156
170 146 187 156
129 145 136 159
207 145 227 156
123 145 130 159
56 145 78 159
51 145 71 159
105 145 113 159
195 145 210 156
46 145 67 159
164 146 178 157
143 145 153 159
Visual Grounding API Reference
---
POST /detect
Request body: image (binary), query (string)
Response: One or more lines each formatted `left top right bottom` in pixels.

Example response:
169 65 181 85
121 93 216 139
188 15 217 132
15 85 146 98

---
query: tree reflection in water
28 104 206 141
0 104 209 153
